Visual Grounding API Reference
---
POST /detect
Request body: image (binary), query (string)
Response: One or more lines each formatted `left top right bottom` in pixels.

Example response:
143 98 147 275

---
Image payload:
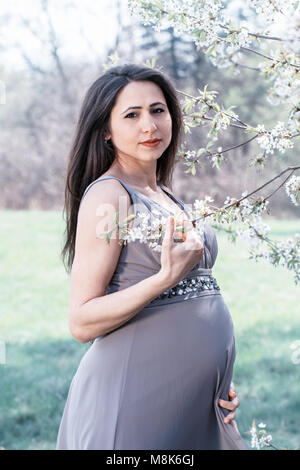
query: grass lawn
0 209 299 450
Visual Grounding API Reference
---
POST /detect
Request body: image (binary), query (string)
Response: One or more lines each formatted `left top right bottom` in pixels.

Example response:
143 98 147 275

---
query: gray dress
56 175 250 450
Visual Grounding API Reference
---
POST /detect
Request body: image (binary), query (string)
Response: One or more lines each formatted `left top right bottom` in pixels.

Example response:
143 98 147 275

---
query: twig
221 24 294 42
183 134 259 163
212 134 259 155
200 115 247 130
157 6 300 69
263 169 297 201
190 165 300 224
240 46 300 68
177 89 249 129
247 33 286 42
229 58 261 72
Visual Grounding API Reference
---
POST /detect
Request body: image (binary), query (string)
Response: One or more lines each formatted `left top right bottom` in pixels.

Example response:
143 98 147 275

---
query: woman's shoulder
80 176 131 210
78 177 135 235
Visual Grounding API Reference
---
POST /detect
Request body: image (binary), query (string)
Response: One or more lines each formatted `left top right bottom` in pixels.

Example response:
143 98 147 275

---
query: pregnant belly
91 293 235 382
133 293 235 380
69 293 237 449
84 294 235 400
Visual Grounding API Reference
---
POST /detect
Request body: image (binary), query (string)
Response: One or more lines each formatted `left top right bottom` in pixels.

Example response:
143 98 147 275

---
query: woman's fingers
162 216 175 246
218 395 240 425
218 396 240 411
224 414 239 429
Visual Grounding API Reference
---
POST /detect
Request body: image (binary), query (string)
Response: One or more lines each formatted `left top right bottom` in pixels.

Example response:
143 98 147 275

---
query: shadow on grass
0 338 88 450
233 320 300 450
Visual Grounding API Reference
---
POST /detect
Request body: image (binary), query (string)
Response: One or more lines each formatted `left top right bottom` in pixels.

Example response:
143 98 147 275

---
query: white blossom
117 191 300 284
193 196 214 215
255 121 294 154
184 150 197 161
285 175 300 206
261 53 300 105
249 420 273 450
128 0 224 48
247 0 299 24
215 114 229 131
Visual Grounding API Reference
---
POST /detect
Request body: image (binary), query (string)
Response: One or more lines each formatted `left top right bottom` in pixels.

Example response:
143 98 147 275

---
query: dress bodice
81 175 219 295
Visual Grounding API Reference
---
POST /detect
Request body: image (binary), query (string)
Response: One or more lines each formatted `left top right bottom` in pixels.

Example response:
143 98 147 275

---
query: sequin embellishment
151 275 220 302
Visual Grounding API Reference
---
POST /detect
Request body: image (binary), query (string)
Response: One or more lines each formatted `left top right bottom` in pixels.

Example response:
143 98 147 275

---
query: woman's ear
104 128 111 141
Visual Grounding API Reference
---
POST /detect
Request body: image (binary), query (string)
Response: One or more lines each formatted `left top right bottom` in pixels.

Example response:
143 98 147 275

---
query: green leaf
206 140 215 149
113 210 119 224
152 0 163 9
197 148 206 157
123 214 136 222
200 30 206 43
205 44 215 56
184 101 194 113
181 14 187 25
167 13 177 21
228 19 236 30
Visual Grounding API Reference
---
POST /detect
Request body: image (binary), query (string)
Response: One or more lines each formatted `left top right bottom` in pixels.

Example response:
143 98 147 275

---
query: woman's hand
159 215 204 288
218 382 240 432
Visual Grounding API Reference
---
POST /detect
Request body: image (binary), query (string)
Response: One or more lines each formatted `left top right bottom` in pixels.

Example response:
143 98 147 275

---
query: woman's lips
140 140 161 147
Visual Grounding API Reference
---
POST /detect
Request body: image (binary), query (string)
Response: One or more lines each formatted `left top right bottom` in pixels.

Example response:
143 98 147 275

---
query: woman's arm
71 270 170 343
68 179 170 343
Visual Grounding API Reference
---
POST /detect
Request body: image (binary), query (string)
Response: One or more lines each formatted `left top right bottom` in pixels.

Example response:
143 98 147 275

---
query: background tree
0 0 299 280
122 0 300 284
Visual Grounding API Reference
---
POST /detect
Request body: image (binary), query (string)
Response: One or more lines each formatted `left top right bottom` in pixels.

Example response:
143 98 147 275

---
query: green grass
0 210 299 450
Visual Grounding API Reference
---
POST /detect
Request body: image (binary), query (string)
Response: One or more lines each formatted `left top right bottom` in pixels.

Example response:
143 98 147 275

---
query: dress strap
157 183 185 211
81 175 137 205
81 175 186 215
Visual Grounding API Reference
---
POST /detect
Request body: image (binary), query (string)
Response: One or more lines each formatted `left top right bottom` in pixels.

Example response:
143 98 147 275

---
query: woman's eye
125 112 136 118
125 108 165 119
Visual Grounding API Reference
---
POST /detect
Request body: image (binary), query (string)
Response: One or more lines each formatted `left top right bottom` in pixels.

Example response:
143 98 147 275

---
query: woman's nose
141 115 158 133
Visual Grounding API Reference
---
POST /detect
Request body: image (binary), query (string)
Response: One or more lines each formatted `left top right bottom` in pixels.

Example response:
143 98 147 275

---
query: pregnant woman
56 63 249 450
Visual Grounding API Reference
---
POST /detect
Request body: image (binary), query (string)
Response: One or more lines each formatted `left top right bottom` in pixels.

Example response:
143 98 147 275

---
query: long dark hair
61 63 184 273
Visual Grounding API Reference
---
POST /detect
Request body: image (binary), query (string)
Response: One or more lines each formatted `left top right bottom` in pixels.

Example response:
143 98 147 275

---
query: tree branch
240 46 300 68
191 166 300 223
183 134 259 164
177 88 249 129
229 58 261 72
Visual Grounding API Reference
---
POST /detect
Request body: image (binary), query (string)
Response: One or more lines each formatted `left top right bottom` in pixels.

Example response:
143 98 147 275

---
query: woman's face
106 80 172 164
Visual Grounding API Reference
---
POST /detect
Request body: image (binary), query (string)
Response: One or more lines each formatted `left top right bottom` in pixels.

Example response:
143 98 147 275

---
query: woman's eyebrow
121 102 166 115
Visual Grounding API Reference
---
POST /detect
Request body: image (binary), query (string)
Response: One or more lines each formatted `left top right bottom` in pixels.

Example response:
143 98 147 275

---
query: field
0 210 299 450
